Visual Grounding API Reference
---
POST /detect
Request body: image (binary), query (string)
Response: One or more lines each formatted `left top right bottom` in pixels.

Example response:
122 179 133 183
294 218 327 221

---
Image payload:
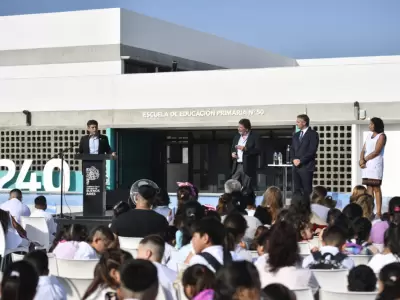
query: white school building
0 8 400 205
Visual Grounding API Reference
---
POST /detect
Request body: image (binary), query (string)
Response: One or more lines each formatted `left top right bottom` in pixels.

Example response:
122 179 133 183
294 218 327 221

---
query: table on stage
267 164 293 205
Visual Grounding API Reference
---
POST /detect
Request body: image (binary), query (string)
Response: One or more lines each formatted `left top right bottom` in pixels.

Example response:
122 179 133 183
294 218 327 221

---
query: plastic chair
56 258 98 279
56 259 98 300
56 276 92 300
0 222 29 271
20 216 50 250
292 288 314 300
173 280 188 300
11 253 24 262
348 255 372 266
319 289 378 300
250 251 259 259
118 236 142 249
298 242 311 256
48 253 58 276
177 263 189 280
311 269 348 290
309 236 321 249
373 243 384 253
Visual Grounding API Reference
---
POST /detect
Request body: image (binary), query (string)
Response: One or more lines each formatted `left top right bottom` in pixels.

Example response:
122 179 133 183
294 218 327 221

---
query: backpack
198 251 232 272
309 251 348 270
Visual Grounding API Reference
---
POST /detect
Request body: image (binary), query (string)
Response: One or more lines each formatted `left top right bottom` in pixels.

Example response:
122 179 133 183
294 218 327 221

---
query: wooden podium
75 154 112 217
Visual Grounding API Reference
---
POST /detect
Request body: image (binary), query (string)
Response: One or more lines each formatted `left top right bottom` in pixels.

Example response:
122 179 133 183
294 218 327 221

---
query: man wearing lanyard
231 119 260 191
290 114 319 198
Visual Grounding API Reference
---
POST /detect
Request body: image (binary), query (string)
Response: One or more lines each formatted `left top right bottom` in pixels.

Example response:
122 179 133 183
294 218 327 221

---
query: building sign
0 159 70 192
142 108 265 119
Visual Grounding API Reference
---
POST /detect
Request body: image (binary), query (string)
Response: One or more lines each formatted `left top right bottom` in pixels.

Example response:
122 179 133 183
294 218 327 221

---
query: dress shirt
34 275 66 300
237 133 249 163
73 242 99 260
89 135 99 154
0 198 31 222
154 262 177 300
30 209 57 243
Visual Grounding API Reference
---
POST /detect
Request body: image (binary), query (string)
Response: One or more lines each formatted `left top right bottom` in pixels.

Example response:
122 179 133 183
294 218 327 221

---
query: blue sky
1 0 399 59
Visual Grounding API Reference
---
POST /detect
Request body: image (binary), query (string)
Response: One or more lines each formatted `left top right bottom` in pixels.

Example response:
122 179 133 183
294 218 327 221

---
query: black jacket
290 128 319 172
79 134 112 155
231 131 260 177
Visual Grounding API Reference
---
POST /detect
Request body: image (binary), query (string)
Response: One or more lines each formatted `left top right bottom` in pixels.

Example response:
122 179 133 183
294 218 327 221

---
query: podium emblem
86 166 100 185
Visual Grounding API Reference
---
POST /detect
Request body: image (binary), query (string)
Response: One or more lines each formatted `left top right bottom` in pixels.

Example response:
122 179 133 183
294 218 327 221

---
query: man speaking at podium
78 120 116 156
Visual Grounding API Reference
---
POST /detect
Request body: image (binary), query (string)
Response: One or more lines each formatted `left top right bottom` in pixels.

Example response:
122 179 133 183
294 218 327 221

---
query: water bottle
273 152 278 165
278 152 283 165
286 145 291 164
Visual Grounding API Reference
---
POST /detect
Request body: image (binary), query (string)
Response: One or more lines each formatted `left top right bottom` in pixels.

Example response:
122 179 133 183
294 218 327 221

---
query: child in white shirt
24 250 66 300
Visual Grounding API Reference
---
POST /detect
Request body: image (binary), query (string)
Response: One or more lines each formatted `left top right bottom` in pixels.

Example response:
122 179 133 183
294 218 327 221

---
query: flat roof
0 8 298 69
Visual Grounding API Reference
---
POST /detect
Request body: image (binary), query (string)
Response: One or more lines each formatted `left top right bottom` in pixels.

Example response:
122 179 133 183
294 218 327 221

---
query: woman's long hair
214 261 261 300
261 187 283 223
82 249 133 299
223 212 248 250
267 221 300 273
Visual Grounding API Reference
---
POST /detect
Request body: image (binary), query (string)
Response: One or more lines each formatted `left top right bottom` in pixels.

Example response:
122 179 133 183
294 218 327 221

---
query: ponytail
82 249 133 300
1 261 38 300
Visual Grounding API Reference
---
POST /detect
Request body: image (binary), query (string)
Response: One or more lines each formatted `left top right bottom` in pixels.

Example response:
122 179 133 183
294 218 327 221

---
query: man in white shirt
30 196 57 243
24 250 66 300
231 119 260 191
137 235 177 300
0 189 30 222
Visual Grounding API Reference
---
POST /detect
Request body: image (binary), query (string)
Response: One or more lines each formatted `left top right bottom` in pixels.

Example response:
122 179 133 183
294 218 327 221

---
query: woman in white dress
359 117 386 217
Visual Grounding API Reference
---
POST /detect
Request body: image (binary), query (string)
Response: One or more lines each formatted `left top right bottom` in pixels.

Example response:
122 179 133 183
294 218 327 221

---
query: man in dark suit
290 114 319 198
79 119 116 156
231 119 260 191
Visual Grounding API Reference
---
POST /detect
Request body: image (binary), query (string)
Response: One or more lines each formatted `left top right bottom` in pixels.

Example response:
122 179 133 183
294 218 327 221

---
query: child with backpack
302 225 355 269
344 217 379 255
186 217 235 273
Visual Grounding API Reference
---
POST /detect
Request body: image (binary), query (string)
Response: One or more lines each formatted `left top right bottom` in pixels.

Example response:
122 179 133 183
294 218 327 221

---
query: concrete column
351 124 361 188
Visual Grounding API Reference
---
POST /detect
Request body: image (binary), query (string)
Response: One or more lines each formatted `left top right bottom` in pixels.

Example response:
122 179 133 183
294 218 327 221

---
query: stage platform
55 211 113 233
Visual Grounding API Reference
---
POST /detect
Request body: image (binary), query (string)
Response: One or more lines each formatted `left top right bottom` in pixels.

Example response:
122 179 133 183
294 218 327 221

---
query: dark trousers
232 163 253 191
293 167 314 198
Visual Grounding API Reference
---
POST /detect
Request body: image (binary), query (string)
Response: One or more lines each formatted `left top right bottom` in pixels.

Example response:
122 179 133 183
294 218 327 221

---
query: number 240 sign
0 159 71 192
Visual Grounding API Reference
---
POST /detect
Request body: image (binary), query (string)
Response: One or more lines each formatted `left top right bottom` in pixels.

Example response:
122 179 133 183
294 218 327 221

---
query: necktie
299 131 304 141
